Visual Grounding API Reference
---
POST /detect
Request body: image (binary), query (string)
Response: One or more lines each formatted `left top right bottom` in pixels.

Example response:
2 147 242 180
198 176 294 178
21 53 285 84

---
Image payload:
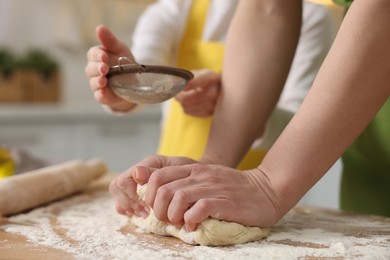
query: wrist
198 154 216 165
248 167 284 225
256 163 304 221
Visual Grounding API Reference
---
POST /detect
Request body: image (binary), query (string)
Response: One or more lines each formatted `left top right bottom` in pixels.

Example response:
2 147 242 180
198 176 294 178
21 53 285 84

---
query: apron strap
178 0 210 49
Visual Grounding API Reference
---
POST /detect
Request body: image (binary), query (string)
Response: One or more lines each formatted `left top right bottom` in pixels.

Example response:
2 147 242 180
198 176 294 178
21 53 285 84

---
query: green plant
17 49 59 75
0 49 16 75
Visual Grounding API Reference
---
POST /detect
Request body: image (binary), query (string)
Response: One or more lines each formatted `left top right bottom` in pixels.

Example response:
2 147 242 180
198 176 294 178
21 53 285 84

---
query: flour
2 189 389 259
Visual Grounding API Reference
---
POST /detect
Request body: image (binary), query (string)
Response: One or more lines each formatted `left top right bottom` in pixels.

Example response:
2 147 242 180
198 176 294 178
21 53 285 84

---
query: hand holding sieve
107 57 193 104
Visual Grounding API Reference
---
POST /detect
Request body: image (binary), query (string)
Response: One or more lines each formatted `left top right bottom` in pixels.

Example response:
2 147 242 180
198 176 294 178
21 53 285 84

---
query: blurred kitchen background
0 0 343 210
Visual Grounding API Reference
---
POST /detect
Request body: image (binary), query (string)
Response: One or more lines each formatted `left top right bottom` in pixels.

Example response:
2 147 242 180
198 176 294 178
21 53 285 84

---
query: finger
184 70 220 91
182 84 219 103
175 88 203 105
94 86 130 105
133 166 155 185
108 167 151 217
115 203 132 216
85 61 109 78
166 186 210 227
177 96 215 117
89 76 107 91
96 24 130 56
109 177 137 213
145 165 192 211
93 88 116 104
124 166 154 218
118 166 153 200
183 198 234 232
86 46 109 63
133 199 150 218
135 155 196 170
181 100 214 117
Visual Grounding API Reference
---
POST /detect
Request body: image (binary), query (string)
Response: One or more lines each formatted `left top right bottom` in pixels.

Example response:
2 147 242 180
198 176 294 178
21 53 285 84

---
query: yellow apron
157 0 266 170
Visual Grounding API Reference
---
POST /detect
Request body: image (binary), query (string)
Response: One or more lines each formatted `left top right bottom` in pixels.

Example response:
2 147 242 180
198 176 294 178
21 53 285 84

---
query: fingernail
184 223 196 232
98 76 106 86
135 166 150 182
139 208 149 219
100 64 108 75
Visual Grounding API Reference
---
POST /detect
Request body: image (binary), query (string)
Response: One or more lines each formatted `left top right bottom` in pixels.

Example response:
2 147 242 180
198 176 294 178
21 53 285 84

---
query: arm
202 0 302 167
261 0 390 216
279 2 338 112
109 0 390 230
249 2 338 151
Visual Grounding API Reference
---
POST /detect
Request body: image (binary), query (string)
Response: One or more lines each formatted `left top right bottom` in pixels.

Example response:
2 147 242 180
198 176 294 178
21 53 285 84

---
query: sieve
107 57 193 104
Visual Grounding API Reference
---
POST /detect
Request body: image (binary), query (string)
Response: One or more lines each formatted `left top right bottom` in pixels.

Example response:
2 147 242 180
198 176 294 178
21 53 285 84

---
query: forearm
203 0 302 167
262 0 390 214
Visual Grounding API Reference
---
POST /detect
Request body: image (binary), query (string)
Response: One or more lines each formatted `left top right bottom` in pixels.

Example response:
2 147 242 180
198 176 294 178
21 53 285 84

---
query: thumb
95 24 125 54
133 166 157 185
185 69 220 91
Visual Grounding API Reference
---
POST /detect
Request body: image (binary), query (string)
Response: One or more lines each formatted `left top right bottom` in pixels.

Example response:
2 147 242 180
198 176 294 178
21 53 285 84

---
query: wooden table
1 174 389 259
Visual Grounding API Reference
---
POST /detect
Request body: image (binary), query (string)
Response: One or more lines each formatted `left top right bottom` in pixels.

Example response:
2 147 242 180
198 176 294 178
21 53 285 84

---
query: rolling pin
0 159 107 216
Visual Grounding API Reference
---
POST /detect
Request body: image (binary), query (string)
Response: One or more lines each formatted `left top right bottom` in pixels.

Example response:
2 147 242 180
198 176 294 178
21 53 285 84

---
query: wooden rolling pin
0 159 107 216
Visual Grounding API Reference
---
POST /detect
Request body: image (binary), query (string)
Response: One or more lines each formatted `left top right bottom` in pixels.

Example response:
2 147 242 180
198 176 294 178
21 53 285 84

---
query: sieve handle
118 57 145 72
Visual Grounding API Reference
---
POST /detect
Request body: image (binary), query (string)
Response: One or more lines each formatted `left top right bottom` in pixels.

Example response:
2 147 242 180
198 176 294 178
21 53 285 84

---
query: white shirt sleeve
131 0 191 66
278 2 339 112
253 3 342 150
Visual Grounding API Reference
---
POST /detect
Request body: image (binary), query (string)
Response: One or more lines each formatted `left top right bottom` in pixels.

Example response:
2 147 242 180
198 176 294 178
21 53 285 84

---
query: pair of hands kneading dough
130 185 270 246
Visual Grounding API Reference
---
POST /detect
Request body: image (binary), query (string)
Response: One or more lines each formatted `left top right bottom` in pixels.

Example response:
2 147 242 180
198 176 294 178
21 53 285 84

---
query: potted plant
17 49 61 103
0 49 16 79
0 49 24 102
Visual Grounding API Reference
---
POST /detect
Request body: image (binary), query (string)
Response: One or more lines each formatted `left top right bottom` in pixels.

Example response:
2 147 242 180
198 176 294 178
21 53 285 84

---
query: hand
175 69 220 117
110 155 282 230
109 155 198 218
85 25 136 112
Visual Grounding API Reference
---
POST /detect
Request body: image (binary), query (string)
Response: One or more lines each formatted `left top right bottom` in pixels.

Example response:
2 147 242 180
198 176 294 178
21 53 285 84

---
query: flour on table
2 183 389 259
131 185 270 246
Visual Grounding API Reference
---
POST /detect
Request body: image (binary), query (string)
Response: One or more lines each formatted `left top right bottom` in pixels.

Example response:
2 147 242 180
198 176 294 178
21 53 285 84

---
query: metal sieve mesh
107 57 193 104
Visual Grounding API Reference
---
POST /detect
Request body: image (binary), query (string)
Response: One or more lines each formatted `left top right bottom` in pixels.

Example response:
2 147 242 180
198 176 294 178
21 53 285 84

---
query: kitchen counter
1 174 389 259
0 104 161 125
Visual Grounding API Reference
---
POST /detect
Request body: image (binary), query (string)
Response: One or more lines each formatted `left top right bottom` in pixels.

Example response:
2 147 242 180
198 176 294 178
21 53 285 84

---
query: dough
130 185 270 246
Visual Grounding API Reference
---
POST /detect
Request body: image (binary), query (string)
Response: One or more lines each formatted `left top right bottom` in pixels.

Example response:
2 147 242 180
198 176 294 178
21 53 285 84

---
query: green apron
341 99 390 216
333 0 353 8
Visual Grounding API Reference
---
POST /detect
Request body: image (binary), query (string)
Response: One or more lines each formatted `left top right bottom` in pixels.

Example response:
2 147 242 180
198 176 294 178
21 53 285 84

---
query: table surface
1 174 389 259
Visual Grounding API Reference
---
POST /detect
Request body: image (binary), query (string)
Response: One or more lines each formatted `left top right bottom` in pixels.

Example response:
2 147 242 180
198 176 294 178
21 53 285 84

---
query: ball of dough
130 185 270 246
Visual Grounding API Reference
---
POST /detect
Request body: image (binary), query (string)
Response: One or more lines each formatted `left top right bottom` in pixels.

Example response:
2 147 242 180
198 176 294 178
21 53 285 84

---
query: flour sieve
107 57 193 104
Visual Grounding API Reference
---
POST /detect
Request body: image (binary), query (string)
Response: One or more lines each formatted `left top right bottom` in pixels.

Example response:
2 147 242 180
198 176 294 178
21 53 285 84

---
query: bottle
0 147 15 179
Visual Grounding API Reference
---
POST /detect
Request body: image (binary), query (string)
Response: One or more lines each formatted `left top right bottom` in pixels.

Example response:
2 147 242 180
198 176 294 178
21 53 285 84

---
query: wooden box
0 71 25 103
22 71 61 103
